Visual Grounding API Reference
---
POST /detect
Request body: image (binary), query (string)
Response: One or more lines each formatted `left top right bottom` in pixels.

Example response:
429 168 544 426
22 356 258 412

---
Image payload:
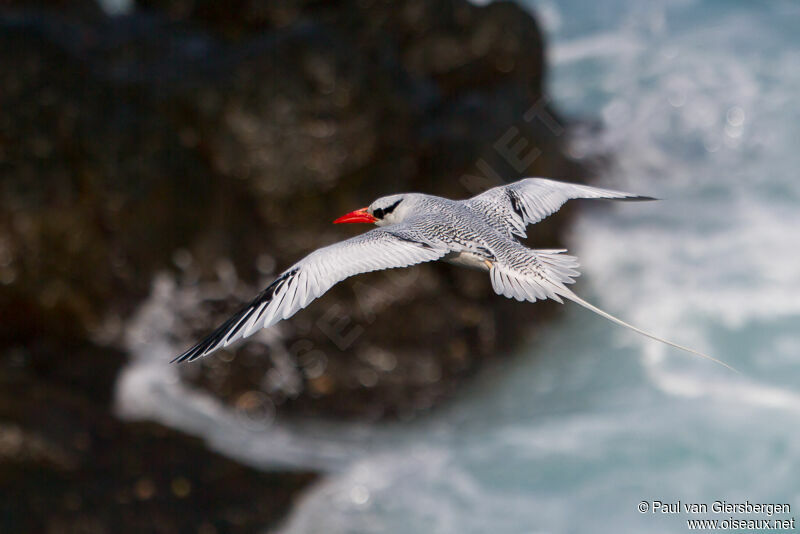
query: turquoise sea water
117 1 800 532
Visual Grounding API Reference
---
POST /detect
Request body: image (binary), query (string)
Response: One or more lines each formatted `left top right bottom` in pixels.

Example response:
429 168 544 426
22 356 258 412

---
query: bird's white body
175 177 733 371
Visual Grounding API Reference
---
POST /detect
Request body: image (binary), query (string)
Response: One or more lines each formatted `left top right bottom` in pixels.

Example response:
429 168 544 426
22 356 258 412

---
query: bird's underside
174 178 734 372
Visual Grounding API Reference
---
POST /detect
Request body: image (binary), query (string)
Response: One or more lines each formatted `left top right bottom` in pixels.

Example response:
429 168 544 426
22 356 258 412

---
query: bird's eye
372 199 402 220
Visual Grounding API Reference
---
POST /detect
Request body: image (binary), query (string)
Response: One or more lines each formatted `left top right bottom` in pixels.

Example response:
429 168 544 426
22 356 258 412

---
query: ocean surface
116 0 800 532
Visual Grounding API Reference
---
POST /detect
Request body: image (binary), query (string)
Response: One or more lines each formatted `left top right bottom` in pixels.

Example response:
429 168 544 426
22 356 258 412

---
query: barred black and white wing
466 178 655 237
173 226 447 362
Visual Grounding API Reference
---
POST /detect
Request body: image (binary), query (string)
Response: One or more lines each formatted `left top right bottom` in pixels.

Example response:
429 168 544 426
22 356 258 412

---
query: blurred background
2 0 799 532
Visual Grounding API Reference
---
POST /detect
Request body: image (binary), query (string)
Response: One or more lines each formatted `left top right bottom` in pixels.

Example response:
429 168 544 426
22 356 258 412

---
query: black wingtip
170 351 193 364
621 195 659 202
171 343 205 364
169 268 300 365
170 322 233 364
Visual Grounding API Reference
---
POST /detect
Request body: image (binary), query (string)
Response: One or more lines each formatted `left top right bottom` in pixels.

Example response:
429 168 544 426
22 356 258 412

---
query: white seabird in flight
173 178 733 371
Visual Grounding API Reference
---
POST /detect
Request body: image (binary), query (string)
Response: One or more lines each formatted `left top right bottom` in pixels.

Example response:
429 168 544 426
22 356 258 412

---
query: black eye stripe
385 200 402 214
372 199 402 220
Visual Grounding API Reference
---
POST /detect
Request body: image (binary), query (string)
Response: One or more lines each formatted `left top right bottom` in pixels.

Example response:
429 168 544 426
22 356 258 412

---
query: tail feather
489 247 736 372
559 288 738 373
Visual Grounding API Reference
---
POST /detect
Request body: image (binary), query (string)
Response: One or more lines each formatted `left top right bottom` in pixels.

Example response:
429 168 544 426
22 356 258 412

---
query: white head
333 193 424 227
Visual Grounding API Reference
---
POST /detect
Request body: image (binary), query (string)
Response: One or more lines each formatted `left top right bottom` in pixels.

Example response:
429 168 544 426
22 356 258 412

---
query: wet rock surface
1 0 589 530
0 337 316 533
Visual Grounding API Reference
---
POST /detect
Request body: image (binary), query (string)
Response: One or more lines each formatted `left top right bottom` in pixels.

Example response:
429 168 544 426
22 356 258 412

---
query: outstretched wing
465 178 655 237
174 226 447 362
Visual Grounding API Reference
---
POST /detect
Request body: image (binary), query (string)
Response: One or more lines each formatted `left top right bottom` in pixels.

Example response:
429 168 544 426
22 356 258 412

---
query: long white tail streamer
560 289 739 373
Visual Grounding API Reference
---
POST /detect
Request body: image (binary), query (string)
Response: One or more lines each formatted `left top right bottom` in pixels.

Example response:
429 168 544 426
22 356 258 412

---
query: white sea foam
116 273 377 472
551 32 643 64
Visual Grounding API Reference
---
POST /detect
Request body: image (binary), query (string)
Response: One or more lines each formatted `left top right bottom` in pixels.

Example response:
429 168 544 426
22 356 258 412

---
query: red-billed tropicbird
174 178 733 371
